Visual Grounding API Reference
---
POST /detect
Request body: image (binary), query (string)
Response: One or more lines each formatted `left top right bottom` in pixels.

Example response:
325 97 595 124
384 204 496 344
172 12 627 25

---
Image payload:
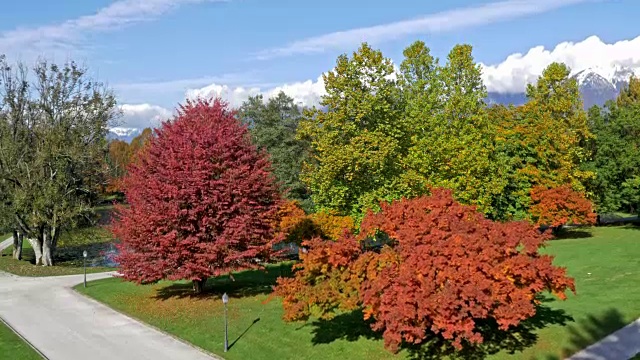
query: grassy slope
77 226 640 360
493 225 640 360
0 227 114 277
0 321 42 360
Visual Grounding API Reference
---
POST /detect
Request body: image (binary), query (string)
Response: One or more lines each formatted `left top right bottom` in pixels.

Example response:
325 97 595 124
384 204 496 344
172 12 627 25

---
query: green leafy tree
617 76 640 107
0 56 118 265
297 43 407 219
586 78 640 214
621 176 640 215
524 62 594 190
400 43 506 216
239 92 311 210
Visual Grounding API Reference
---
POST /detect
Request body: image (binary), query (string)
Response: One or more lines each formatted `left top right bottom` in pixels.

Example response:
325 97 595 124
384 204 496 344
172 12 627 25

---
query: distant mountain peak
571 65 639 108
487 65 639 109
107 127 142 143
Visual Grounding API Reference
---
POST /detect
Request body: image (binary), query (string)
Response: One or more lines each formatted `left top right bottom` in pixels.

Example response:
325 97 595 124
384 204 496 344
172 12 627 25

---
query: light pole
222 292 229 352
83 250 88 288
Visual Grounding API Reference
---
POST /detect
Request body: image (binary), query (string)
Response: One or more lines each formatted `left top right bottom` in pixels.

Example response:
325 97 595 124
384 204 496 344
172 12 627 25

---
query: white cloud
0 0 224 60
118 103 173 129
119 77 327 129
255 0 593 60
129 34 640 128
113 73 261 93
481 35 640 93
184 63 399 108
185 76 327 108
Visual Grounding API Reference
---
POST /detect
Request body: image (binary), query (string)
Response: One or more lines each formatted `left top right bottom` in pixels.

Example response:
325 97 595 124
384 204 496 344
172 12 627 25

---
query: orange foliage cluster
529 185 597 228
275 189 576 353
273 200 355 244
106 128 154 193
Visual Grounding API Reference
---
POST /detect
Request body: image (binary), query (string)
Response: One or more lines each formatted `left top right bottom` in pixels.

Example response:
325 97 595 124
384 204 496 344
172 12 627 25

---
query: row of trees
112 98 576 355
238 41 616 227
0 56 118 265
585 77 640 215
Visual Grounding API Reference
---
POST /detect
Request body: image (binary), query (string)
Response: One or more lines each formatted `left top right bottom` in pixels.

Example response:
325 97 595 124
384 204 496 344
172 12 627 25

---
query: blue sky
1 0 639 128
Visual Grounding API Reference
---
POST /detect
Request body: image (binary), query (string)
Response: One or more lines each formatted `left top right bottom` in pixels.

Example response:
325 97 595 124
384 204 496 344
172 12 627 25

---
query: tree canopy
275 189 576 353
239 92 312 210
112 99 281 293
0 56 118 265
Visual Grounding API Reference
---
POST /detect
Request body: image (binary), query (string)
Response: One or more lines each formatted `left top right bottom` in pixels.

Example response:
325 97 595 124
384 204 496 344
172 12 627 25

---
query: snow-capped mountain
107 127 143 143
573 65 640 108
487 65 640 109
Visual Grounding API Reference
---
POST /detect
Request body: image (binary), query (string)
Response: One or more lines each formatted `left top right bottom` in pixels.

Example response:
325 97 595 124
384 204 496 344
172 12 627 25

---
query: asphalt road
0 239 220 360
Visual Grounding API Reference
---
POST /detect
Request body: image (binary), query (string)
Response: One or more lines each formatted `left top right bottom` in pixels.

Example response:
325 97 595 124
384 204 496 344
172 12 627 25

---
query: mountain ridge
488 65 640 109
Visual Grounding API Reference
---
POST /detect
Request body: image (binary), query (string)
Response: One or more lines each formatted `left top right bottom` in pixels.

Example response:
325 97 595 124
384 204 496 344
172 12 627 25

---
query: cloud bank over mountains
120 34 640 129
481 35 640 93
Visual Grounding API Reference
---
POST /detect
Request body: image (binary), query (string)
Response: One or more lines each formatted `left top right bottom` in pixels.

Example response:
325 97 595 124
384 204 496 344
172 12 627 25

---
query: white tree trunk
28 237 43 266
42 230 54 267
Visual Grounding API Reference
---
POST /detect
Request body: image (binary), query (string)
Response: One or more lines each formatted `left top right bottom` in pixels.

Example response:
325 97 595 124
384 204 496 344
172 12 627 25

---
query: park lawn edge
0 316 46 359
0 227 117 277
72 279 224 360
0 251 116 277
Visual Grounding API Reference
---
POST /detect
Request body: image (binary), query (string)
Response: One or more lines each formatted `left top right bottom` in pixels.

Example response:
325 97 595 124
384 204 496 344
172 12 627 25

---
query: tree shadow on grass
308 296 574 360
543 308 629 360
305 309 380 344
152 262 295 301
553 229 594 240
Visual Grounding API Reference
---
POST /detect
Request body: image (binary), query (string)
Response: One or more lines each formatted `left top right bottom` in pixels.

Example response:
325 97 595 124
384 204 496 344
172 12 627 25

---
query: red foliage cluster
111 99 280 286
529 185 597 228
275 189 576 352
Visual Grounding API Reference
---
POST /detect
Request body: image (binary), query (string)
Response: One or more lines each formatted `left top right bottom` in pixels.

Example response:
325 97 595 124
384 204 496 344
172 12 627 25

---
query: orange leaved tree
529 185 596 230
273 200 355 245
275 189 575 353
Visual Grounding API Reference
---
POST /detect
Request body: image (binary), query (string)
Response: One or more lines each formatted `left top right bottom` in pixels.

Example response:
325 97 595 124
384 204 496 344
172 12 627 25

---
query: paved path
567 318 640 360
0 239 220 360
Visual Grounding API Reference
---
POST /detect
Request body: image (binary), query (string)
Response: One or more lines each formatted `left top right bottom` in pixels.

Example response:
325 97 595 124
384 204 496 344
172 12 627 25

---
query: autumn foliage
106 128 154 193
273 200 355 244
275 189 576 352
111 99 280 291
529 185 596 228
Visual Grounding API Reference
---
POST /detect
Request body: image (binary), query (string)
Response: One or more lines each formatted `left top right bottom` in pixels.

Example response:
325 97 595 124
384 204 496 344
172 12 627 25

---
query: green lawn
0 226 115 277
76 226 640 360
0 320 42 360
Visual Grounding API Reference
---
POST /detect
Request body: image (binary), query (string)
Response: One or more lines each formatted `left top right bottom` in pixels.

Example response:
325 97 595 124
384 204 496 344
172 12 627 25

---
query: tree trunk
12 230 18 259
12 231 23 260
42 228 54 267
52 226 60 260
28 237 43 266
192 278 207 294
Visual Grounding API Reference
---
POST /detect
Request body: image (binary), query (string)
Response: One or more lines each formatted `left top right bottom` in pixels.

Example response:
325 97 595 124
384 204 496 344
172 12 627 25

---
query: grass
492 225 640 360
77 225 640 360
0 226 115 277
0 320 42 360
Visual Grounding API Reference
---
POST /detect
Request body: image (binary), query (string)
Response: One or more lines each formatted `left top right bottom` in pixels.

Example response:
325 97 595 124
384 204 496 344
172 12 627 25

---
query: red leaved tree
112 98 281 293
275 189 575 353
529 185 596 230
